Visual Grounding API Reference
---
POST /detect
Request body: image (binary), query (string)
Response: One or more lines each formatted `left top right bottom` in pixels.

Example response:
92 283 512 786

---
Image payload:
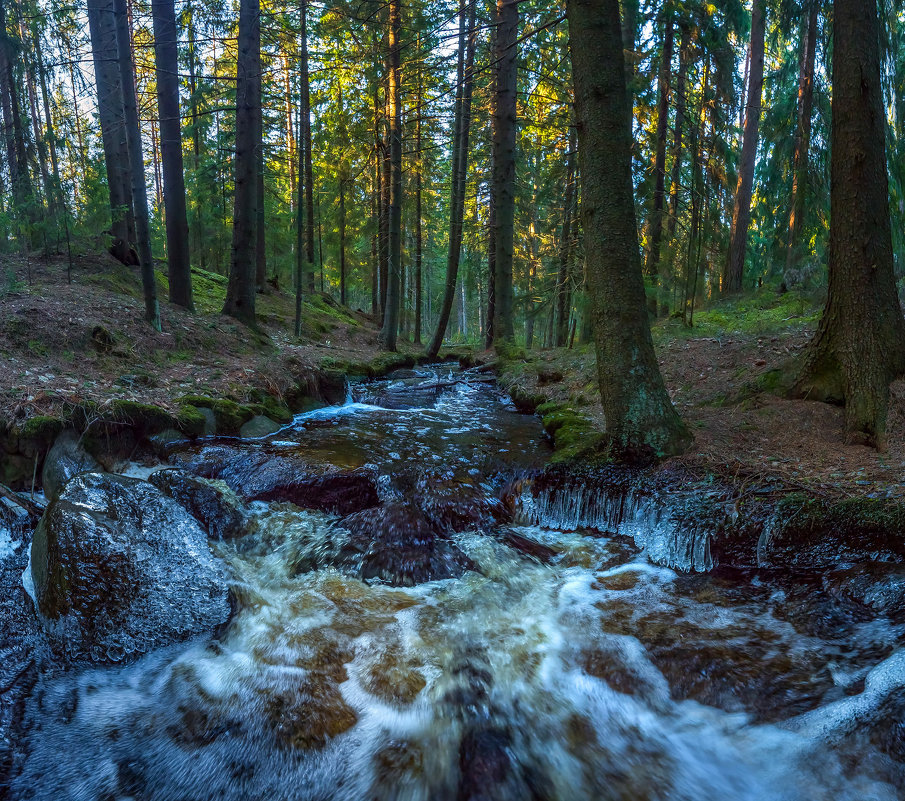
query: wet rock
41 430 100 503
148 469 247 539
822 563 905 622
174 446 380 515
148 427 187 455
30 472 231 663
500 530 558 564
239 415 282 439
334 502 476 586
414 474 509 533
458 727 512 801
266 677 358 749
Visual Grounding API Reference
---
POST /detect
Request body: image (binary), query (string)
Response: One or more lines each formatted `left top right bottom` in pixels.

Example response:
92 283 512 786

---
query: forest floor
0 251 416 425
1 252 902 500
501 289 905 500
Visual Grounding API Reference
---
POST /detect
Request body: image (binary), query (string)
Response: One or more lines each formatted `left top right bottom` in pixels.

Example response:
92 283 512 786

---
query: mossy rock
107 400 176 434
176 404 207 437
537 403 608 465
369 353 417 377
179 395 255 435
11 416 64 459
257 395 294 424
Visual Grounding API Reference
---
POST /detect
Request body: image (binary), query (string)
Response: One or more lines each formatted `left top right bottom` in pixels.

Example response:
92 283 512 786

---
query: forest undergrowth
2 253 903 501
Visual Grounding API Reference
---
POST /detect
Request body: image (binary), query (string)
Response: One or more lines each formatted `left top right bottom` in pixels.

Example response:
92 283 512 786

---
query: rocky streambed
1 365 904 800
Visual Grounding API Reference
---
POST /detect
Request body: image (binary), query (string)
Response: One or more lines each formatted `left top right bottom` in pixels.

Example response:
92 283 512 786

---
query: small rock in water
149 469 247 539
334 502 476 586
239 415 282 439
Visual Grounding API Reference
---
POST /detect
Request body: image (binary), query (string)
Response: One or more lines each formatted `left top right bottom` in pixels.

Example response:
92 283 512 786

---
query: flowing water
9 367 905 800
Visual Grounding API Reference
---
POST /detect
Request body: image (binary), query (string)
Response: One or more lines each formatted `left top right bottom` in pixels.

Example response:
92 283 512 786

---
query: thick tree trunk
255 127 266 291
0 0 34 220
644 11 673 282
555 127 576 347
491 0 518 345
86 0 134 264
114 0 159 329
792 0 905 448
223 0 260 325
186 3 203 267
426 0 476 358
485 156 496 349
567 0 690 457
723 0 765 293
785 0 818 276
339 174 347 305
379 0 403 350
152 0 193 309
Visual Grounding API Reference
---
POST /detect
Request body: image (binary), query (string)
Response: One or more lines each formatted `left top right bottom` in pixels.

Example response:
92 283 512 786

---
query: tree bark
115 0 160 329
426 0 476 358
567 0 690 457
222 0 260 325
555 126 576 347
300 0 315 292
785 0 818 276
152 0 193 309
414 48 424 346
86 0 134 264
491 0 518 346
644 9 673 282
0 0 34 219
723 0 765 293
379 0 403 350
666 23 690 244
792 0 905 448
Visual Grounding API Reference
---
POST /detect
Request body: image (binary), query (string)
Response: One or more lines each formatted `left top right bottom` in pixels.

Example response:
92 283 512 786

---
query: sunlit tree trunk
785 0 818 276
152 0 193 309
723 0 765 293
792 0 905 448
644 9 673 283
555 126 576 347
114 0 159 329
491 0 518 345
426 0 476 358
414 48 424 345
567 0 690 457
223 0 260 325
300 0 315 293
379 0 403 349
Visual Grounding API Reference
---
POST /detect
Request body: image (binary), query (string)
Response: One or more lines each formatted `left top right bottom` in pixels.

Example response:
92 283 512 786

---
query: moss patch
180 395 255 435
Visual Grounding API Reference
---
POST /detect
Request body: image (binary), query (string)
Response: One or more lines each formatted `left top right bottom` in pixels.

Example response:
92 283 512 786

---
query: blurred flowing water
10 367 905 800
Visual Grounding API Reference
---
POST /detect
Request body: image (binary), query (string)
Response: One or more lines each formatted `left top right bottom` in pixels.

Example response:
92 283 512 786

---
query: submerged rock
333 502 476 586
414 473 509 533
30 472 231 663
41 430 100 503
148 469 247 539
174 446 380 516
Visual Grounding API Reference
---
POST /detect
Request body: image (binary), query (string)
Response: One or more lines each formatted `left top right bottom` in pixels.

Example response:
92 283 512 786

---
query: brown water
10 367 905 800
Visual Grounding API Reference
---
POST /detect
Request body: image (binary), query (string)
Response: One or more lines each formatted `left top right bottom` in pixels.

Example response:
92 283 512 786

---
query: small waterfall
516 469 714 573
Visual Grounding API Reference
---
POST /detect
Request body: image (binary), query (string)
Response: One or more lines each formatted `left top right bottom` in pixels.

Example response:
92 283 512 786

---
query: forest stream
6 366 905 800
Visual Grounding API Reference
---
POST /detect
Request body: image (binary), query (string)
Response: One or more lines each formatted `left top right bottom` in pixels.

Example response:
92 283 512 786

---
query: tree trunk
152 0 193 309
223 0 260 325
426 0 476 358
491 0 518 346
785 0 818 276
0 0 33 219
485 155 496 349
115 0 160 329
566 0 690 457
644 11 673 282
86 0 134 264
723 0 765 293
255 124 266 291
300 0 315 292
414 50 424 345
666 23 690 243
555 126 576 347
379 0 403 350
34 27 62 216
792 0 905 448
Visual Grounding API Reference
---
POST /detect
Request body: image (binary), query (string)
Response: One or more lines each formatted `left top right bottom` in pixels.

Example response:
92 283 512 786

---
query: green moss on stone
176 404 207 437
108 400 176 433
179 395 254 435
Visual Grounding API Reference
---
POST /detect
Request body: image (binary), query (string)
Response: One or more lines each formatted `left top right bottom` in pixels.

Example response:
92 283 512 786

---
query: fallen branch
0 483 45 521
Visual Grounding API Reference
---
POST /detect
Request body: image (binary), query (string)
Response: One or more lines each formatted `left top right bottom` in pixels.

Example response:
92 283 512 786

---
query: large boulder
332 502 476 586
41 430 100 502
174 446 380 516
148 469 247 539
413 473 509 533
30 472 231 663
